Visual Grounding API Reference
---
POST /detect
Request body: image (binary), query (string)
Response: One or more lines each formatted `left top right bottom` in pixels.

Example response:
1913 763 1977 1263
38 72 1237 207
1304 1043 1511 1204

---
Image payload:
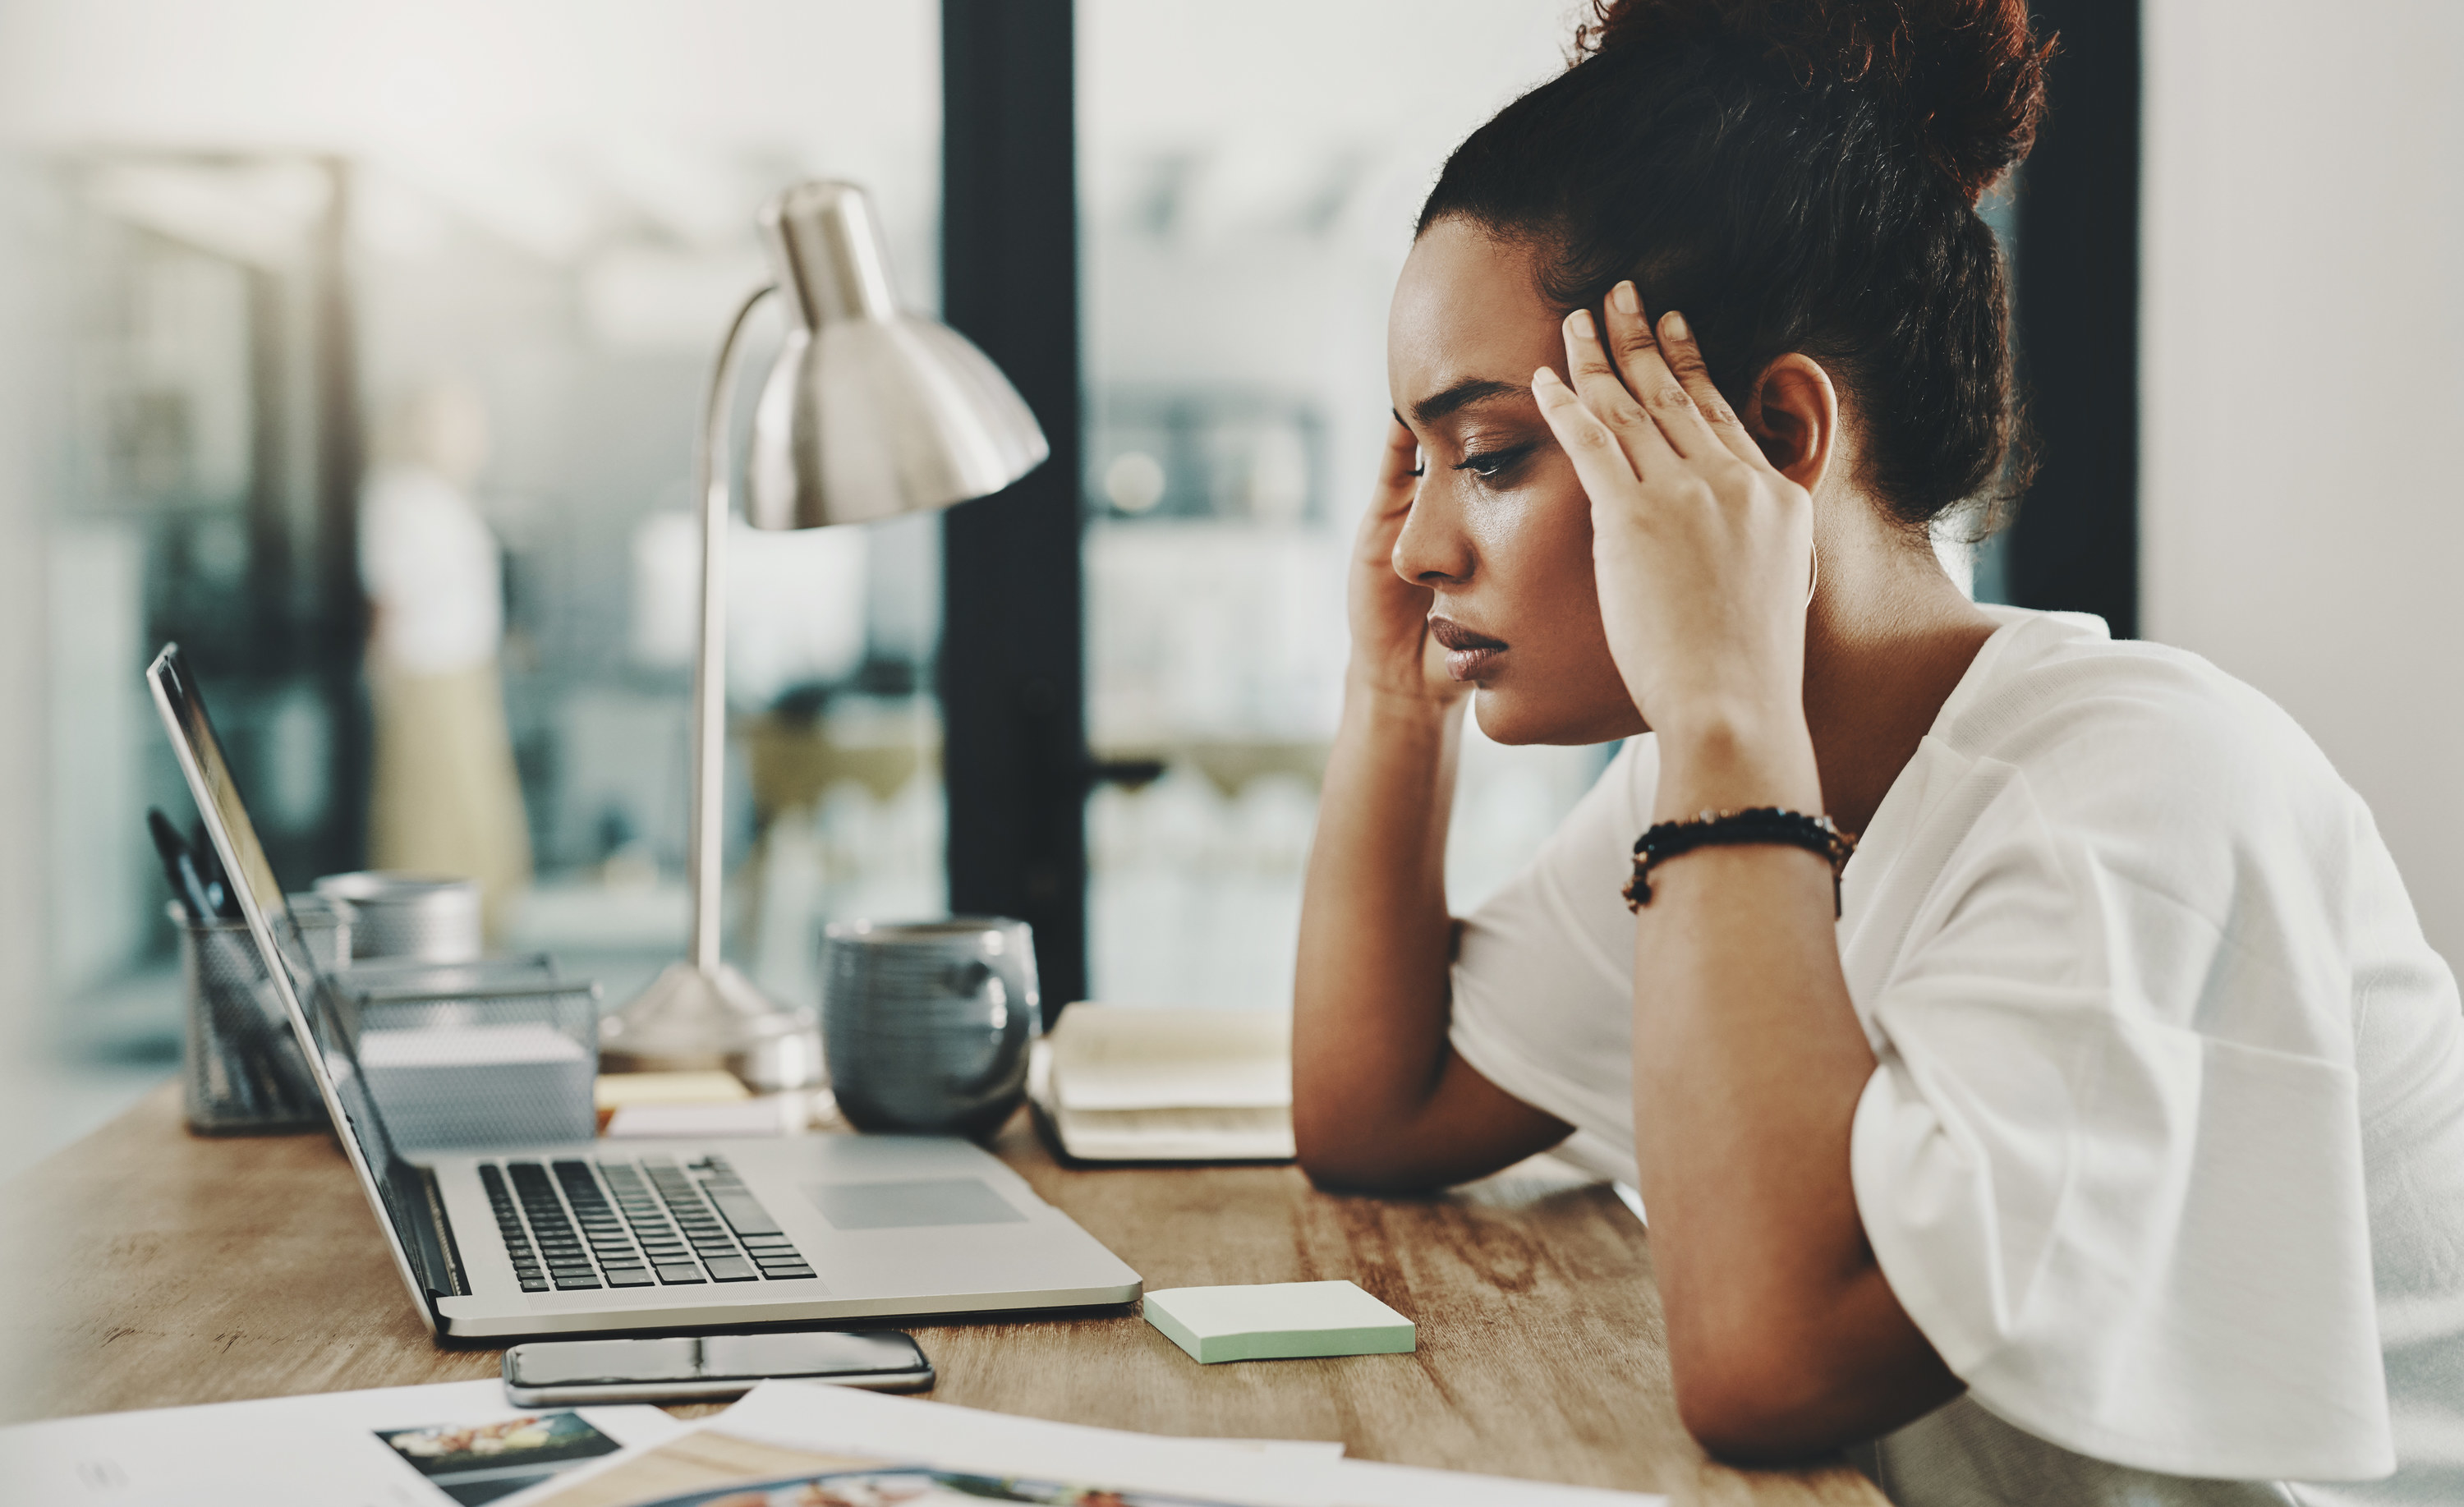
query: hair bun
1577 0 2052 203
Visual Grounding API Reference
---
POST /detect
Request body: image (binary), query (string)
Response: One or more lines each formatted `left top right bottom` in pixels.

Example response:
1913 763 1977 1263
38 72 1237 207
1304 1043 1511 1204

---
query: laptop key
552 1275 602 1290
703 1255 759 1282
519 1278 549 1292
653 1262 706 1284
708 1191 784 1237
602 1267 655 1287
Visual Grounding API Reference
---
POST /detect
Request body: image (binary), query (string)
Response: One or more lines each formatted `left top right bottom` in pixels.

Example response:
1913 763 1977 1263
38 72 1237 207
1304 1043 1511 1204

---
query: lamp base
599 959 825 1093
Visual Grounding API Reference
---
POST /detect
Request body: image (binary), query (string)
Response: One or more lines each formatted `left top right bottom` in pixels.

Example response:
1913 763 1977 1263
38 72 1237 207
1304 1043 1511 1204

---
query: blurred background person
361 379 531 939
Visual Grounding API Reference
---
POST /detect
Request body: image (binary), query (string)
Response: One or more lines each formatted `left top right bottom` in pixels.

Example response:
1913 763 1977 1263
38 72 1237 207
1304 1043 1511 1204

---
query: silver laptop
147 644 1141 1342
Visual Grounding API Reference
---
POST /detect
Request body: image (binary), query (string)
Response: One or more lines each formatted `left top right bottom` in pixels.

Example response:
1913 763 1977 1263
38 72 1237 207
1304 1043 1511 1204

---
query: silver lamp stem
599 279 824 1095
603 178 1042 1096
687 283 775 972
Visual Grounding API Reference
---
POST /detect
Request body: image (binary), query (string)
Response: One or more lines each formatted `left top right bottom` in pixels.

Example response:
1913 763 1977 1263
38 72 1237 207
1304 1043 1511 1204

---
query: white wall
0 158 55 1414
2142 0 2464 960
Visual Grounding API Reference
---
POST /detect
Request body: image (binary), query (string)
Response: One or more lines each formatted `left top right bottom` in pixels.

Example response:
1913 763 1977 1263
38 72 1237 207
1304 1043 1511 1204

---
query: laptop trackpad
806 1178 1029 1231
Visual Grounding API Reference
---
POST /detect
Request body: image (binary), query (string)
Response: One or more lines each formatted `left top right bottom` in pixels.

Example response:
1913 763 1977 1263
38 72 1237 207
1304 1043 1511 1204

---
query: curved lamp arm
688 283 777 973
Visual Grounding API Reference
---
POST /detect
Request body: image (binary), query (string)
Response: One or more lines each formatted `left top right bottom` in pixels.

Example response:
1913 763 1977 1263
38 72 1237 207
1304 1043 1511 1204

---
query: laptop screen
145 646 430 1289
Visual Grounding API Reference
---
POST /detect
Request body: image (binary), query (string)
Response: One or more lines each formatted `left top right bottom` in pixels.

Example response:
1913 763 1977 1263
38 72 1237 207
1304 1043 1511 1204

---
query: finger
1559 306 1673 476
1600 282 1723 461
1654 310 1768 470
1377 416 1423 498
1355 417 1424 558
1532 365 1648 517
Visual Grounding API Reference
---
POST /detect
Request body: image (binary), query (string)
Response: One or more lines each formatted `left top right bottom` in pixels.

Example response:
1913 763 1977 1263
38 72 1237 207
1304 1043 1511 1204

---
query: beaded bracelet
1623 806 1858 916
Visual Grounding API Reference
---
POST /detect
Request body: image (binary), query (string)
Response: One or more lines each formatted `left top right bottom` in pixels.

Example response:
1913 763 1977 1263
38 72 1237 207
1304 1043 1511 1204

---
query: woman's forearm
1293 679 1574 1189
1634 724 1960 1457
1292 682 1462 1174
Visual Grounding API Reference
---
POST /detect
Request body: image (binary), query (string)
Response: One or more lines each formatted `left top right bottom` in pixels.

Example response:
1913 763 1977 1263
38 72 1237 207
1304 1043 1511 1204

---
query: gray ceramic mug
820 917 1041 1136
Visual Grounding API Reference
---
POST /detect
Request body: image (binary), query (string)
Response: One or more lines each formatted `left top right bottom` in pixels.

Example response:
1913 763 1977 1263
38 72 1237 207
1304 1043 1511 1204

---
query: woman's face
1387 217 1645 747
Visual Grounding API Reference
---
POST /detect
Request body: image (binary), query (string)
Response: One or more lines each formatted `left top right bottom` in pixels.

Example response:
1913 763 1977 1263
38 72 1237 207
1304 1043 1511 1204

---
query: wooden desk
6 1085 1882 1505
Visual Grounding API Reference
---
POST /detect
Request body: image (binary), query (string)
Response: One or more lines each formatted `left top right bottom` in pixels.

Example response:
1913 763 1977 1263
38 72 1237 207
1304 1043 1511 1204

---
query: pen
190 818 237 918
151 808 283 1119
147 808 216 924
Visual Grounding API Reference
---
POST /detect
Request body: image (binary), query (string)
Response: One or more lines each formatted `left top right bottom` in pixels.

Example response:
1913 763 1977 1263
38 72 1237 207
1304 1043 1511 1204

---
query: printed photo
634 1466 1250 1507
377 1410 625 1505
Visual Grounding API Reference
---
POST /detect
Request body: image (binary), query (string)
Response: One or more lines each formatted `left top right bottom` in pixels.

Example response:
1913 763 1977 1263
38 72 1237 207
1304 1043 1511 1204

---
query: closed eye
1454 443 1537 481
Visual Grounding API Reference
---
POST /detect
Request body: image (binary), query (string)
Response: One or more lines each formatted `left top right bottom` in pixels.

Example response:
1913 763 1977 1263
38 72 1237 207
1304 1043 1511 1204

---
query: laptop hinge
398 1159 471 1300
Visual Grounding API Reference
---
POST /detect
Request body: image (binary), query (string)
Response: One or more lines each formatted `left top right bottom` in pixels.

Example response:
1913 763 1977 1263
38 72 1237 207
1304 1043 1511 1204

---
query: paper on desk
594 1071 750 1110
604 1096 804 1139
361 1023 591 1068
0 1377 684 1507
517 1379 1662 1507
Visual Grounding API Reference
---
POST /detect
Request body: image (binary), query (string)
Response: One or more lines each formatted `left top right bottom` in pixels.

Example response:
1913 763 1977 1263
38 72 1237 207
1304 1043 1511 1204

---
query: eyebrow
1402 377 1531 429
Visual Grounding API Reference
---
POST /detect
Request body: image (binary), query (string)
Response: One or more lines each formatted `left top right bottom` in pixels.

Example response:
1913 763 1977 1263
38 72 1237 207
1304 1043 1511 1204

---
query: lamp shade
746 181 1048 531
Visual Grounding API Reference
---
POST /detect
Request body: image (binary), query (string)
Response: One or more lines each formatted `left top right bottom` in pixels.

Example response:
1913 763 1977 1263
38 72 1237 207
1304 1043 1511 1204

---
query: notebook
1030 1004 1295 1163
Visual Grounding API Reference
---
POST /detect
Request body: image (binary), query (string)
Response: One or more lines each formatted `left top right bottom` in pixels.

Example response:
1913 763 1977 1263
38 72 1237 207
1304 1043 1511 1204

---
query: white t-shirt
360 463 504 676
1447 607 2464 1504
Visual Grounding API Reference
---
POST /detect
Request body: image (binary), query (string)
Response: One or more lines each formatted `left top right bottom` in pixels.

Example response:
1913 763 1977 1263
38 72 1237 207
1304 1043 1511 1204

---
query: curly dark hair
1419 0 2054 531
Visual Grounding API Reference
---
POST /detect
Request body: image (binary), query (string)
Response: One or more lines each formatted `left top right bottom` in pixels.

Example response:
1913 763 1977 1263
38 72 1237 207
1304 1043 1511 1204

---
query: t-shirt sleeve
1446 738 1653 1160
1849 737 2393 1482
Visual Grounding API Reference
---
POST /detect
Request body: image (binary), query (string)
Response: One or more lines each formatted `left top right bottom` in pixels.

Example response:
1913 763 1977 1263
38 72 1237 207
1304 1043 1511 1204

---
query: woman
1290 2 2464 1501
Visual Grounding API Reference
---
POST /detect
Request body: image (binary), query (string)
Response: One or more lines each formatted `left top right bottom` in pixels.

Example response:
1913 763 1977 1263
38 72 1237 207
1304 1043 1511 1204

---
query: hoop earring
1805 543 1820 609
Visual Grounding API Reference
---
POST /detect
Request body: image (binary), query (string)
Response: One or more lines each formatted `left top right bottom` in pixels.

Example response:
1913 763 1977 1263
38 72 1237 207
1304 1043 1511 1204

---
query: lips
1427 616 1507 682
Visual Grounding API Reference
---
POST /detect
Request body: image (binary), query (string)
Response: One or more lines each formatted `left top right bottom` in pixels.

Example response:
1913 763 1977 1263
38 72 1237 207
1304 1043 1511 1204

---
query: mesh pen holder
333 955 602 1154
179 897 348 1135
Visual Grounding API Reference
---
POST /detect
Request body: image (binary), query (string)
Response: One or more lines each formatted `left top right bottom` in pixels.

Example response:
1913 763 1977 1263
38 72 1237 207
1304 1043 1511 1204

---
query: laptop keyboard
477 1153 817 1293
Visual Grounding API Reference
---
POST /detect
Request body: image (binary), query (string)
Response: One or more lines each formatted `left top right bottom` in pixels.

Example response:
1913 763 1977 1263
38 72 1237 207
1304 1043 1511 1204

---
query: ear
1741 354 1840 492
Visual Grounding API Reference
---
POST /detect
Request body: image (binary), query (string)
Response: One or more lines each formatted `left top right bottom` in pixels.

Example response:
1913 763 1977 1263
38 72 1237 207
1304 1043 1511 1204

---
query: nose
1391 474 1473 587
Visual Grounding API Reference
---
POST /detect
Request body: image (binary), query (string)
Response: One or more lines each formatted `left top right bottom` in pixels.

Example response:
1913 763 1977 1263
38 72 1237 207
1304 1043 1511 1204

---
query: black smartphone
501 1330 932 1405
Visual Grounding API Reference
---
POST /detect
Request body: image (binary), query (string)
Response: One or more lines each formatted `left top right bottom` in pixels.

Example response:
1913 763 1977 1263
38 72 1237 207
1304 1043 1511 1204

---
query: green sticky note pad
1142 1280 1416 1363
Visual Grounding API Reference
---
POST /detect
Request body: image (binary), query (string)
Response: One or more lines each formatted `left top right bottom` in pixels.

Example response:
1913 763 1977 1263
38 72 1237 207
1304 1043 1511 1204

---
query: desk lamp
599 181 1047 1090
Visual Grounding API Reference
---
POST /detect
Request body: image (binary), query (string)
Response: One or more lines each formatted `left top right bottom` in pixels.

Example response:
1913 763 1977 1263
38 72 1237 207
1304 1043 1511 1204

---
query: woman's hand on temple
1346 416 1467 713
1531 283 1814 752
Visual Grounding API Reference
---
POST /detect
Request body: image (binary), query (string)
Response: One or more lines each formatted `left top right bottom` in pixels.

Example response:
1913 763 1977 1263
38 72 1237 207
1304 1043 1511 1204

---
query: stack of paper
361 1023 597 1151
1031 1004 1294 1162
0 1378 685 1506
0 1370 1667 1506
1145 1280 1418 1363
522 1378 1665 1507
